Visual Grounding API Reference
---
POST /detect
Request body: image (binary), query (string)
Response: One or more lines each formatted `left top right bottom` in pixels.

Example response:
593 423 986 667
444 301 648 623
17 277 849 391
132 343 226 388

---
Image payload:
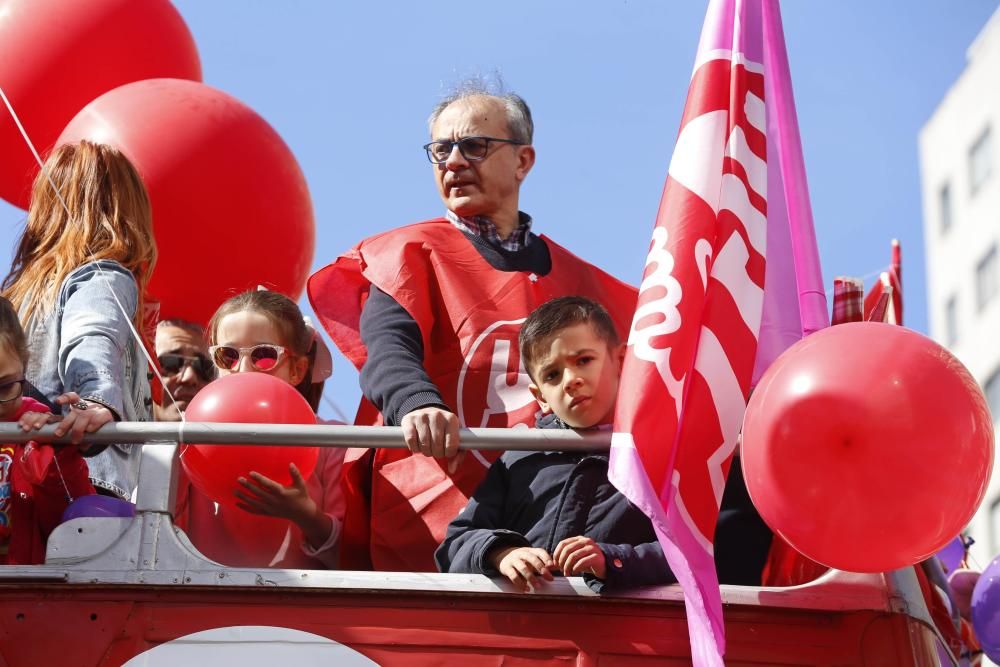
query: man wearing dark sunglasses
309 81 636 571
153 319 214 422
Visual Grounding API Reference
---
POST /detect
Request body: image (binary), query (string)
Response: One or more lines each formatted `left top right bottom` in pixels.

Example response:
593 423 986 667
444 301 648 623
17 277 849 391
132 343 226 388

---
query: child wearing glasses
176 289 345 568
0 297 95 565
435 296 771 592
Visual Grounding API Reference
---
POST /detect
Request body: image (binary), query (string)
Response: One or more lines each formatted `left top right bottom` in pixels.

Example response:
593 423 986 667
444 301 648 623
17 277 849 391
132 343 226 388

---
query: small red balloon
742 322 993 573
56 78 315 325
0 0 201 208
181 373 319 508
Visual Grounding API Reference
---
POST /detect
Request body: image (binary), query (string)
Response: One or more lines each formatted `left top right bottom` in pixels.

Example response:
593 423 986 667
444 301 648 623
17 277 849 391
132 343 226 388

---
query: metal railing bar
0 422 612 452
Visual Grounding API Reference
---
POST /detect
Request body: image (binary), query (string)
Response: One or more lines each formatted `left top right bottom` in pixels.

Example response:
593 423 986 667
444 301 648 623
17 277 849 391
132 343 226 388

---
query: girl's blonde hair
2 141 157 329
207 290 312 356
207 289 320 408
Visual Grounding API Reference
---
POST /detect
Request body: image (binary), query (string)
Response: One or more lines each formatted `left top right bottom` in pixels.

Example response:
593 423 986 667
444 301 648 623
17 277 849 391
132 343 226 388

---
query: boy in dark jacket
435 296 771 593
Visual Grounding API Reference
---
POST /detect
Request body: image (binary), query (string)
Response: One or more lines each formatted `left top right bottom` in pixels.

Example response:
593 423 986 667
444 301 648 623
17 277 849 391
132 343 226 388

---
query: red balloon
0 0 201 208
56 78 315 324
742 322 993 573
181 373 319 508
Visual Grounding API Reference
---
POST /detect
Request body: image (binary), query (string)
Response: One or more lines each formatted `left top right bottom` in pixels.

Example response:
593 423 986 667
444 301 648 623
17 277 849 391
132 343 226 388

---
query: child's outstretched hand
491 546 556 592
553 536 607 580
235 462 317 523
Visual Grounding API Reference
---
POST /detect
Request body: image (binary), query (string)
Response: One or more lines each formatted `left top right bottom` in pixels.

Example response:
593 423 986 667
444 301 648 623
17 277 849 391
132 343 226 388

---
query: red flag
610 1 826 663
864 240 903 324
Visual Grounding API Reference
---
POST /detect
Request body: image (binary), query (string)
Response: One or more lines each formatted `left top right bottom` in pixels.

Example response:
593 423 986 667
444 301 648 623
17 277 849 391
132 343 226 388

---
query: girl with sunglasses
176 289 345 568
0 296 95 564
2 141 157 501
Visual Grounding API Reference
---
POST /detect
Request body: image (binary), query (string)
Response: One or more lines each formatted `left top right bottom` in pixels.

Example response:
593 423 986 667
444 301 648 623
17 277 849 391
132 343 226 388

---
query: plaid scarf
832 276 864 325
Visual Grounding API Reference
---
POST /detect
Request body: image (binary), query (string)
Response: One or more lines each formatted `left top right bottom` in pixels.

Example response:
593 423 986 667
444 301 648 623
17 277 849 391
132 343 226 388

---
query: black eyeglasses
0 378 26 404
423 136 525 164
158 354 215 382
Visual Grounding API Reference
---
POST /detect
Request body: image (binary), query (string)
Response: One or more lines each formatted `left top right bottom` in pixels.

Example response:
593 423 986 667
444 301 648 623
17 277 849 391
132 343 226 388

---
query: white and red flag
609 1 828 663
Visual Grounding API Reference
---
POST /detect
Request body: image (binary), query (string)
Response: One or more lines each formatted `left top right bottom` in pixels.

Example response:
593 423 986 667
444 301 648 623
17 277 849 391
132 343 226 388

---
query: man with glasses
310 83 636 571
153 319 214 422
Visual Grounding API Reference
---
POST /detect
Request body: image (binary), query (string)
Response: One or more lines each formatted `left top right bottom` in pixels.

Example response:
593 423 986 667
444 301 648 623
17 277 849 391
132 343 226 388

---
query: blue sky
1 1 996 420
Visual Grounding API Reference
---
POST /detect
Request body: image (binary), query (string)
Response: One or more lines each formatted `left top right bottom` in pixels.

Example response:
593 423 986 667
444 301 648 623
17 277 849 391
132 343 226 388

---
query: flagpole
762 0 829 335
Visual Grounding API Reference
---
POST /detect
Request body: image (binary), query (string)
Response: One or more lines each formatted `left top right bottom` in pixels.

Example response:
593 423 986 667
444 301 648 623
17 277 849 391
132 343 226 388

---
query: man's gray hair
428 77 534 145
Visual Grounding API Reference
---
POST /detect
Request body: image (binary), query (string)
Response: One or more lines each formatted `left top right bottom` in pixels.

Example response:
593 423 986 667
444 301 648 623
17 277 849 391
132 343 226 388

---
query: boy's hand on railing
491 545 556 593
553 536 606 580
235 463 318 524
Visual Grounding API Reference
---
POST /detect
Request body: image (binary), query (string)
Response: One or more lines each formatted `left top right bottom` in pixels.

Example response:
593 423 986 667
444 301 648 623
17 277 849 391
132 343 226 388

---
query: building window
976 245 998 311
939 183 952 233
945 295 959 347
970 126 992 195
986 369 1000 426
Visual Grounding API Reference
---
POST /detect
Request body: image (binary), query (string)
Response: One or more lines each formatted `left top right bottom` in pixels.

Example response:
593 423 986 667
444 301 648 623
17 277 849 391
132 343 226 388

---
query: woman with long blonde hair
3 140 158 499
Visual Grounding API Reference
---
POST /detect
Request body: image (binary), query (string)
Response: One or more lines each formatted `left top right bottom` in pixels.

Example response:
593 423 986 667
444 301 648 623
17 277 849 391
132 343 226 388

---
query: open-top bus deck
0 424 947 666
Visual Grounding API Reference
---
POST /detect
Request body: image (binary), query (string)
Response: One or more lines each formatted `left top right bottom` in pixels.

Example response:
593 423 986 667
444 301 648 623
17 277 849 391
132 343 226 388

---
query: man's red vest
309 219 637 571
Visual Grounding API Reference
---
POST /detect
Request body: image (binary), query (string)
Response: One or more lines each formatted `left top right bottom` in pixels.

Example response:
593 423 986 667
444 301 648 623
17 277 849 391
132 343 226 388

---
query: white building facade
920 7 1000 568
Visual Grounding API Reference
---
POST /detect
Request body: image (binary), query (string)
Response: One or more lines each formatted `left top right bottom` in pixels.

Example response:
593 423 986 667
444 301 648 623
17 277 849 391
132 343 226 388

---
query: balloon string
0 84 185 423
321 393 349 423
51 450 75 503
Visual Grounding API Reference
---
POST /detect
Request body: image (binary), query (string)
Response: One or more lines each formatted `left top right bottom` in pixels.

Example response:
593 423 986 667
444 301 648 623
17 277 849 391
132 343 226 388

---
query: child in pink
174 290 345 568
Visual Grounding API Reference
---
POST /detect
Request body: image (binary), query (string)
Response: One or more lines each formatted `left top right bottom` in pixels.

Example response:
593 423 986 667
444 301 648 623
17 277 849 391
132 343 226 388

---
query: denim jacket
22 260 152 499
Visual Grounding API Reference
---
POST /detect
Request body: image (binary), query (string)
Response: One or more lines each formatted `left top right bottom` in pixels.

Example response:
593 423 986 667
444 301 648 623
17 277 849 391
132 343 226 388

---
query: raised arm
57 260 138 419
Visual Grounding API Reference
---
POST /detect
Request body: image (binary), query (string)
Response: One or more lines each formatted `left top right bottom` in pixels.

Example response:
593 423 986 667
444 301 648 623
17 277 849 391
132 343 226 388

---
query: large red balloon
0 0 201 208
56 78 315 324
181 373 319 508
742 322 993 573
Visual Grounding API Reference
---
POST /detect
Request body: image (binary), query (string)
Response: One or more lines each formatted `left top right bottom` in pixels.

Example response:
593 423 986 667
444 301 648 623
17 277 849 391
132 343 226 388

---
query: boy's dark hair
0 295 28 365
519 296 620 379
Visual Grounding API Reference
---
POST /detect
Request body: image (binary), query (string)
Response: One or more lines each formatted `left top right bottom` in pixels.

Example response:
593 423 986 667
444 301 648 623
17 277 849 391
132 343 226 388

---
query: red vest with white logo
309 219 637 571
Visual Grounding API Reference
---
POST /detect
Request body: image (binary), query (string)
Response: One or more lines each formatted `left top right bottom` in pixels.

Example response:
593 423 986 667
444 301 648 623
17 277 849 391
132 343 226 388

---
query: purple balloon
937 536 967 573
61 494 136 522
972 555 1000 661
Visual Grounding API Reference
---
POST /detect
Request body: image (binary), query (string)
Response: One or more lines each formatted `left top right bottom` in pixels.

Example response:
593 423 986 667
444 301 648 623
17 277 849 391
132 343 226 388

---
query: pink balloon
951 568 980 620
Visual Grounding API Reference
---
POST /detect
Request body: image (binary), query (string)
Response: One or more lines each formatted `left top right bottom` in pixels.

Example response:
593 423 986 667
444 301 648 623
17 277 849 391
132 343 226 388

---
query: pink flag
609 1 826 663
